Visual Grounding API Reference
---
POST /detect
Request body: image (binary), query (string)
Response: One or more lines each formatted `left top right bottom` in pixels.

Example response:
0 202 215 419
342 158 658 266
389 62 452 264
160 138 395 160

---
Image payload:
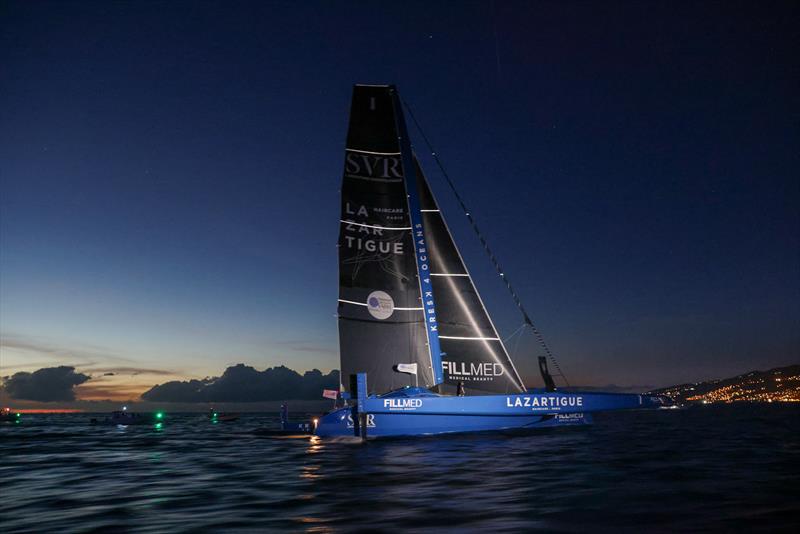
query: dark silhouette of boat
90 408 165 426
1 407 21 423
208 409 239 423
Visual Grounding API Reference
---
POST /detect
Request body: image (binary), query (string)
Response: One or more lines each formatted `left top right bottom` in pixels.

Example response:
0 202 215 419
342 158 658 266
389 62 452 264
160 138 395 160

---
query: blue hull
314 407 591 438
309 378 664 438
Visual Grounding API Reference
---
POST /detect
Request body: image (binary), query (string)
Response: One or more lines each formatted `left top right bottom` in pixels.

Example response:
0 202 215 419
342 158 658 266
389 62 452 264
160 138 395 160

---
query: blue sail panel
390 88 444 385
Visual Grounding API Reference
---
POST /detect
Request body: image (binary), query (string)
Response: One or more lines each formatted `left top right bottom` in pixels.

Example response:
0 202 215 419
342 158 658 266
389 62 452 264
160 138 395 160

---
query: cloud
1 334 183 381
141 364 340 402
2 366 90 402
0 333 137 368
89 367 176 376
74 383 151 402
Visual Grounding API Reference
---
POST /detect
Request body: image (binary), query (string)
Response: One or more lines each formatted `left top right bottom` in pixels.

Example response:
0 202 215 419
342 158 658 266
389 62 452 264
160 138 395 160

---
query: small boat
278 403 314 434
253 404 313 438
1 408 21 423
91 408 165 426
283 84 665 439
208 409 239 422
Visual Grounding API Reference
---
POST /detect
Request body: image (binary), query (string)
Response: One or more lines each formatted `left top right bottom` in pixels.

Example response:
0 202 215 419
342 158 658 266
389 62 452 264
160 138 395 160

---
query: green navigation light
155 412 164 419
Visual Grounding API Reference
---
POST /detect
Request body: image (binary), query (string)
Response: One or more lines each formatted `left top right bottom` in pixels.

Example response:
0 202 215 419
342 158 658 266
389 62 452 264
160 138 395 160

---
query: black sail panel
338 86 433 393
415 158 526 394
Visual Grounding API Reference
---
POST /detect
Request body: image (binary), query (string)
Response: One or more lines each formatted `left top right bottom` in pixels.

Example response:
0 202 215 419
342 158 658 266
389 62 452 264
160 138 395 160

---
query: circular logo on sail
366 290 394 320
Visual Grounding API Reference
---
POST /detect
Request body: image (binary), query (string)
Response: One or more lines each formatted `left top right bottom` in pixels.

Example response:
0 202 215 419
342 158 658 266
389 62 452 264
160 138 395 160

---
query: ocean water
1 405 798 533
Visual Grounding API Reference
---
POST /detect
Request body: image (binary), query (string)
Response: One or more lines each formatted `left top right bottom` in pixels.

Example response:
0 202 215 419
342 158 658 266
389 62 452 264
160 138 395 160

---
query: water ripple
2 405 798 532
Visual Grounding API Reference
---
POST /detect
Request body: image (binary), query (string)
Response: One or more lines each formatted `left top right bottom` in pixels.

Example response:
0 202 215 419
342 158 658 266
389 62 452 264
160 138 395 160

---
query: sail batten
340 220 412 231
439 336 502 341
414 158 526 394
346 149 402 156
338 298 423 311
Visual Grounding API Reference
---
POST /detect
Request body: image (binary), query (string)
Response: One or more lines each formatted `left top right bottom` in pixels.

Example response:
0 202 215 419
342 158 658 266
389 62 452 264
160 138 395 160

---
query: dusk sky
1 1 798 402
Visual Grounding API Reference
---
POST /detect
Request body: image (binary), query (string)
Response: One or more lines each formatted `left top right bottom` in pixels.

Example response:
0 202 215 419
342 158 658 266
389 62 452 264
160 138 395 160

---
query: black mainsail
415 159 526 394
338 85 434 393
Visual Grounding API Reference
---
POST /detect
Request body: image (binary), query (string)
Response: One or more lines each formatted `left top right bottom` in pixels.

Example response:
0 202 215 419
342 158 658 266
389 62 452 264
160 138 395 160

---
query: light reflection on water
1 405 798 532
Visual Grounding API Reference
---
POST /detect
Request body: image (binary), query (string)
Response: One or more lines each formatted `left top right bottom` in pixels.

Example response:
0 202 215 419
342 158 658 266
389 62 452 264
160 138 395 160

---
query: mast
337 85 435 393
389 87 443 386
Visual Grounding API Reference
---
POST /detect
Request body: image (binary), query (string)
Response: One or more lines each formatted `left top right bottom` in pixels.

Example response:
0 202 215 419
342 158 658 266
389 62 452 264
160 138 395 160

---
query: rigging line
400 97 571 388
502 323 526 344
510 324 524 363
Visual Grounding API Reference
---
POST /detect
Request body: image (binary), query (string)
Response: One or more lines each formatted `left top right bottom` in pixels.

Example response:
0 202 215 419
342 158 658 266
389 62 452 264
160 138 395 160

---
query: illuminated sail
415 159 526 394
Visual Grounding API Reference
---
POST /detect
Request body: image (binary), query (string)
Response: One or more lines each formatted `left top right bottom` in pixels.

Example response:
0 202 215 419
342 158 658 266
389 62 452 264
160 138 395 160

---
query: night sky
1 1 797 400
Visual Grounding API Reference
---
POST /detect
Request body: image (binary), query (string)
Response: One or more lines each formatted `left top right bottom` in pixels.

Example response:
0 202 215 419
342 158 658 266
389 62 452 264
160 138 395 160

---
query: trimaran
283 84 663 439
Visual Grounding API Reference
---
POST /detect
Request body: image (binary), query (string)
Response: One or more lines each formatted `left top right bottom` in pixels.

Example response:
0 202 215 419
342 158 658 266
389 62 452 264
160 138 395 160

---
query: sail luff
389 87 443 386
